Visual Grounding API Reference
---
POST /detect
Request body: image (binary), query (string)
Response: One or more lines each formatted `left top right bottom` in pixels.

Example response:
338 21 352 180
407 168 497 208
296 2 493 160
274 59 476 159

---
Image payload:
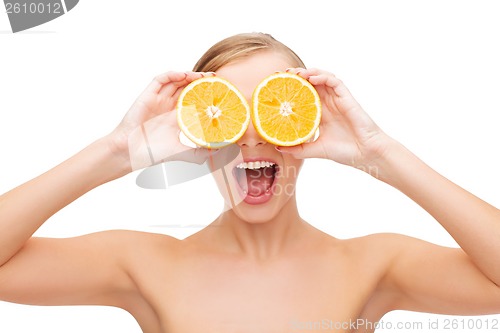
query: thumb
275 141 326 159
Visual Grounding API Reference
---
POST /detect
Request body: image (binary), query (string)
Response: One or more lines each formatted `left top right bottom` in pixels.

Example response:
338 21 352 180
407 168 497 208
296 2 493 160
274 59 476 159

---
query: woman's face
210 51 304 224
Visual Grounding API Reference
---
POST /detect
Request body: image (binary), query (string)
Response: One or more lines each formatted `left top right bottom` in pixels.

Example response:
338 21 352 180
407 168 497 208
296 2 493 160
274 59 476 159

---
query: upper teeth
236 161 276 169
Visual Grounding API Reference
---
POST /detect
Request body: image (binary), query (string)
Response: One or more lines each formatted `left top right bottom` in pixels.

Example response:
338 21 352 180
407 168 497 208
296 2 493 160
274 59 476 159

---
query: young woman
0 32 499 333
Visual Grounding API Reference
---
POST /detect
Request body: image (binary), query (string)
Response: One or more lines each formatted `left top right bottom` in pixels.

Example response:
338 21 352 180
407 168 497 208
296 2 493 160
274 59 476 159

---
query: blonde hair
193 32 306 72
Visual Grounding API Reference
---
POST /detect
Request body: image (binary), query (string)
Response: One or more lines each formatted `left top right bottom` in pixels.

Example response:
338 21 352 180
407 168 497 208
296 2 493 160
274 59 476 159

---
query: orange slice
177 76 250 148
252 72 321 146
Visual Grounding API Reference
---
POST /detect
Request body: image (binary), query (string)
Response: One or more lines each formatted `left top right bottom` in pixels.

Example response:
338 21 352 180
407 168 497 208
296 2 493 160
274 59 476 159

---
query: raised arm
0 138 125 267
280 68 500 314
377 138 500 283
0 71 212 307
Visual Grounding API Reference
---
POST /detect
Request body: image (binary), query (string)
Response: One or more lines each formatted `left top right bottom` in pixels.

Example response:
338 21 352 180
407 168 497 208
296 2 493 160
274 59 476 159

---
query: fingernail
275 146 282 152
285 68 292 72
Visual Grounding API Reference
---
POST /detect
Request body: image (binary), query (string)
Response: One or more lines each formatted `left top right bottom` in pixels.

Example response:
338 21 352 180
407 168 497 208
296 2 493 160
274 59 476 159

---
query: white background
0 0 499 332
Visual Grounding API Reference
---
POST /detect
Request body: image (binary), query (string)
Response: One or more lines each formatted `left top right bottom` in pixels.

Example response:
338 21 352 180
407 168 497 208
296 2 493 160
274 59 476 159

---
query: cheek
278 157 303 181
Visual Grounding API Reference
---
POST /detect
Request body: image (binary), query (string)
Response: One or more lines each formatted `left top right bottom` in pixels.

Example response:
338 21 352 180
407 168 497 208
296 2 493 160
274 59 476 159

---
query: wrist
352 132 398 182
370 137 416 188
88 135 132 184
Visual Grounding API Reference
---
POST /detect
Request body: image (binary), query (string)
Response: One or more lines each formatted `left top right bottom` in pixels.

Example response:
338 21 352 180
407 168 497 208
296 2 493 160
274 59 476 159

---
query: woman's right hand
108 71 216 171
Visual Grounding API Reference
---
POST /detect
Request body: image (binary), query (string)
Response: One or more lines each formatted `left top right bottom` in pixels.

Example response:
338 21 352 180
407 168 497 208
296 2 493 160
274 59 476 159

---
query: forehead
215 52 295 100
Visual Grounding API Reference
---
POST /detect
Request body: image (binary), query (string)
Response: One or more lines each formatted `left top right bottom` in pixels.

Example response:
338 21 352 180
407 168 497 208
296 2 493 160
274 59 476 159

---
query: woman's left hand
277 68 392 173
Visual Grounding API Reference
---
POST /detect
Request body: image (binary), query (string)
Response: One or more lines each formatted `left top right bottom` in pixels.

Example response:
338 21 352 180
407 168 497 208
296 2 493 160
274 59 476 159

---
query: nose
237 121 267 148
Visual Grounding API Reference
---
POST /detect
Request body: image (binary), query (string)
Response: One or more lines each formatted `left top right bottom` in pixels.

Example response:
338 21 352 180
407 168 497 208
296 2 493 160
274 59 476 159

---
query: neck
213 196 310 260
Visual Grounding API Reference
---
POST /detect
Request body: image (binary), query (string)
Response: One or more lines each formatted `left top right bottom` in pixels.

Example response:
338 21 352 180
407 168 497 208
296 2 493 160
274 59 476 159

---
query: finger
308 74 351 99
302 68 324 76
309 75 360 110
168 85 185 105
158 79 188 101
284 68 330 81
185 71 202 82
184 71 206 83
314 75 375 129
155 71 188 85
285 67 306 76
147 72 188 94
275 141 327 160
159 71 215 104
159 71 207 98
295 68 324 80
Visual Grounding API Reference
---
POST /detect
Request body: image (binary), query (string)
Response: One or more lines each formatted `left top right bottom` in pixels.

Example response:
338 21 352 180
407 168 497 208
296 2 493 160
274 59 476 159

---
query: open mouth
232 160 278 203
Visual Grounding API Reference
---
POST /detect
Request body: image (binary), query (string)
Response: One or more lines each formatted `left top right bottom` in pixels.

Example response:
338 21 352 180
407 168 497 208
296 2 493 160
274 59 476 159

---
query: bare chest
133 253 382 333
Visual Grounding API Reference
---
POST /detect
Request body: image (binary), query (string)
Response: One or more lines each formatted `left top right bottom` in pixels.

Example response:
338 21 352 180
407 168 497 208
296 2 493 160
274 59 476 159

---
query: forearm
376 138 500 284
0 136 129 266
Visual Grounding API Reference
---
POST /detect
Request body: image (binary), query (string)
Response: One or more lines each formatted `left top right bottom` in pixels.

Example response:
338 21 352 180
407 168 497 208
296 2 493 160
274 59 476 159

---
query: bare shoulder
103 229 181 246
341 232 426 253
324 232 428 275
78 229 179 252
0 229 181 310
320 231 412 251
344 232 450 261
100 229 182 262
75 229 184 280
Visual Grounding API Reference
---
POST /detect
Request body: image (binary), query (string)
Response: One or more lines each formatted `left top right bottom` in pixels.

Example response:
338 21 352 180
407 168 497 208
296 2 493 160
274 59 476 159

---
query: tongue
241 167 275 197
